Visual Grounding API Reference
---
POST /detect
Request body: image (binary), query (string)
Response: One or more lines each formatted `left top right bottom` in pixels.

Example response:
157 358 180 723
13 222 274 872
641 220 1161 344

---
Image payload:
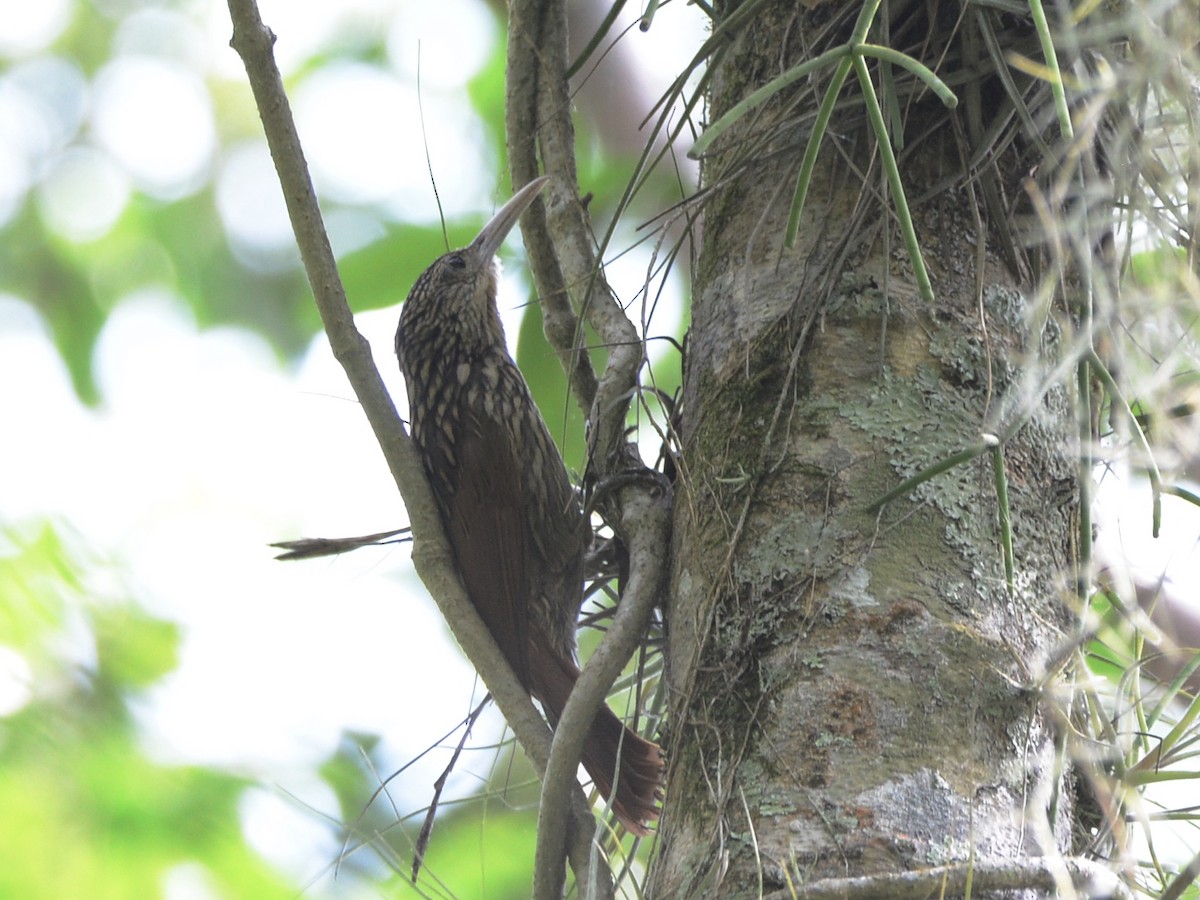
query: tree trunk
651 3 1081 896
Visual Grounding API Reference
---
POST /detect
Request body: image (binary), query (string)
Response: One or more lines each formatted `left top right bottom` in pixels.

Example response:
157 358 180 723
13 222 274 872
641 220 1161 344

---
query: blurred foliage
316 728 541 898
392 808 538 899
1 0 684 408
1 3 315 403
0 523 296 897
518 296 592 474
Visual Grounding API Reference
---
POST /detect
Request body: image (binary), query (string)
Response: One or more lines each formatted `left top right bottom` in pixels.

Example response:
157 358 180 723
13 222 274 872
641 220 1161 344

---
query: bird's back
398 321 586 677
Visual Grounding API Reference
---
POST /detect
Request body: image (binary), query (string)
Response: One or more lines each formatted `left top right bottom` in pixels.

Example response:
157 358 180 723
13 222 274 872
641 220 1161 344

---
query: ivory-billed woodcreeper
394 177 663 834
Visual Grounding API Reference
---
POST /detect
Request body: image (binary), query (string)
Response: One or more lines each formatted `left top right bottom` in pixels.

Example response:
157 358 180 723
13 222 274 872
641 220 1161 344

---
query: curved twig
537 480 669 895
506 0 671 895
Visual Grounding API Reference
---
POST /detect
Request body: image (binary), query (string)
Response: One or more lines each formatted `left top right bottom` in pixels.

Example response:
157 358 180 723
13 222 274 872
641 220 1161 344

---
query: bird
394 176 663 835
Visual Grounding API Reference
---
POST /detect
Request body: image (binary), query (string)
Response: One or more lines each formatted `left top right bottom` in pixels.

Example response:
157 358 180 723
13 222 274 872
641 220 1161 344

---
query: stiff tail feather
532 648 664 835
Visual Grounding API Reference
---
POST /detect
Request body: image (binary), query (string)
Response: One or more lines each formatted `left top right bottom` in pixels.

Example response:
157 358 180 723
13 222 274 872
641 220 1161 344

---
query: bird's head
397 176 549 356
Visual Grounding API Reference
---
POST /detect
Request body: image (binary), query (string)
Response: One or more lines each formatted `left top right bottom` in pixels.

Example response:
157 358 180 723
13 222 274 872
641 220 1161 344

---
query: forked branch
506 0 671 896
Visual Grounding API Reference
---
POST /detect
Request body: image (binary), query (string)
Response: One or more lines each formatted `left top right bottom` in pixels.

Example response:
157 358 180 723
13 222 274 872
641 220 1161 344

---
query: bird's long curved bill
469 176 550 262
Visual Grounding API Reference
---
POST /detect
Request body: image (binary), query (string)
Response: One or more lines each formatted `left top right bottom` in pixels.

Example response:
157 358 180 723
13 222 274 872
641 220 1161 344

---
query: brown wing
522 408 586 578
440 406 532 688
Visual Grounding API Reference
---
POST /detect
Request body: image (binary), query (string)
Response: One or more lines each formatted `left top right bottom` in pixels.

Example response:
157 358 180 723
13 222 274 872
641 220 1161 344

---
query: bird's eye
447 253 467 270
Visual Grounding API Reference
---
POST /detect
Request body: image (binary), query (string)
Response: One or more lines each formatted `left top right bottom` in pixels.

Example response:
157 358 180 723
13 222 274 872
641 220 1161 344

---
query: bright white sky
1 0 1198 890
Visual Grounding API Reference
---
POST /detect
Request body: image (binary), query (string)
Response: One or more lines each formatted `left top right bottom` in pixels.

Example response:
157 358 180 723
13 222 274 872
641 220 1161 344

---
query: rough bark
651 3 1081 897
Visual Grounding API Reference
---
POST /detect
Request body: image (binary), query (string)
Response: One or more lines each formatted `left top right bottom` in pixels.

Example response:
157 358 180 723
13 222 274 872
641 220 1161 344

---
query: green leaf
92 604 181 690
340 220 480 313
516 297 588 476
398 808 537 899
0 524 75 652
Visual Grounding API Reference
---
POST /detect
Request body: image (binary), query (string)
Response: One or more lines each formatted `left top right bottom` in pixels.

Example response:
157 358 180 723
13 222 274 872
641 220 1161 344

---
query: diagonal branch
225 1 605 894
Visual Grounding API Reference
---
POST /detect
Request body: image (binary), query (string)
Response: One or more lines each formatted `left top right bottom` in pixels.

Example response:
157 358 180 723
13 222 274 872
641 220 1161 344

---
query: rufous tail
531 648 663 835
